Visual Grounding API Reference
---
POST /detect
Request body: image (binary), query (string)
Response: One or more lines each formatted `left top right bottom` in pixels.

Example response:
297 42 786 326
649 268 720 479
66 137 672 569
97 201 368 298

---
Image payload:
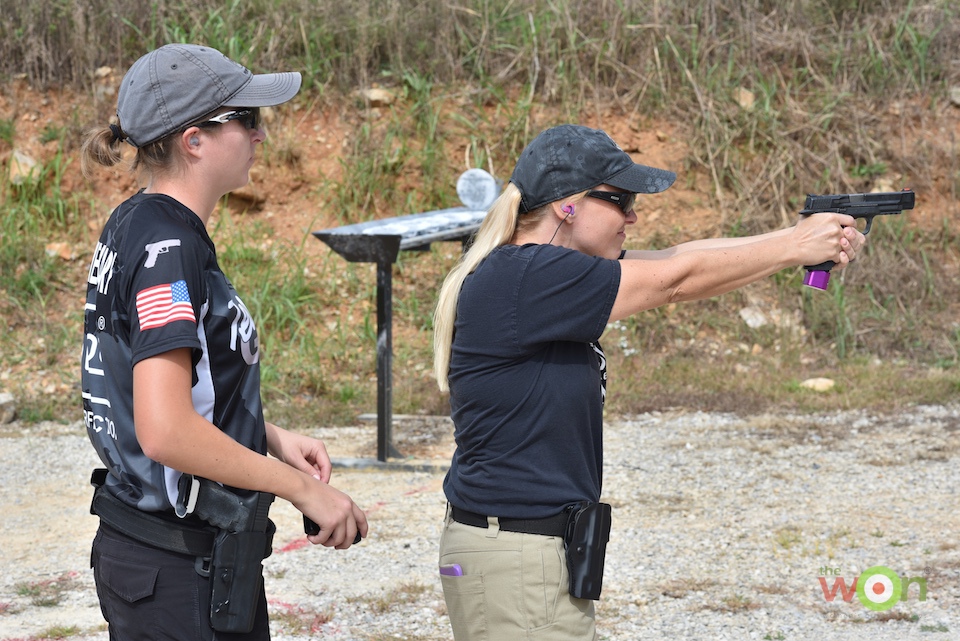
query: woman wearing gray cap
80 44 367 639
432 124 864 640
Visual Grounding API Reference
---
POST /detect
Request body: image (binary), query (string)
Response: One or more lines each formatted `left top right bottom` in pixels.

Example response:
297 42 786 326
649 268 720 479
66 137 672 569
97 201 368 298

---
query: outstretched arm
622 227 793 260
610 213 864 321
623 222 863 261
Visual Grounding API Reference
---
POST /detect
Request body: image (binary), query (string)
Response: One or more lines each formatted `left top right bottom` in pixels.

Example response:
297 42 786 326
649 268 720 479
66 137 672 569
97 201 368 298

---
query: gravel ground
1 406 958 641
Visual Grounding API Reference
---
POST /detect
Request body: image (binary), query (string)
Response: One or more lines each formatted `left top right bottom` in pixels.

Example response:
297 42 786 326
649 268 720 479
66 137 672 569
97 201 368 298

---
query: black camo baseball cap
116 43 302 148
511 124 677 213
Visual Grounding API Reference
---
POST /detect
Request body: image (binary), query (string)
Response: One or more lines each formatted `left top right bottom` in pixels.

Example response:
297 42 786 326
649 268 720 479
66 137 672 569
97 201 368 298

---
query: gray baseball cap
511 124 676 213
116 43 302 147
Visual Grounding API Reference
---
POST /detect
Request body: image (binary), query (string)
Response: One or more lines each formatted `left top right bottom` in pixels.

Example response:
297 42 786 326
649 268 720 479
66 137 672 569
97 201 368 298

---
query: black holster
564 502 612 600
91 470 275 634
183 476 276 634
205 523 275 633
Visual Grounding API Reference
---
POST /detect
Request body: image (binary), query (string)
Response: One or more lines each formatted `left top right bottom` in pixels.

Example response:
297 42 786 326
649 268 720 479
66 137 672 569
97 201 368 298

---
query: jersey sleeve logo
136 280 197 331
144 238 182 268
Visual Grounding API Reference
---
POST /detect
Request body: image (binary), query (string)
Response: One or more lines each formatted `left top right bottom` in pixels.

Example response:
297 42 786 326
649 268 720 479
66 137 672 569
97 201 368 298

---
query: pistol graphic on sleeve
144 239 181 268
798 189 915 290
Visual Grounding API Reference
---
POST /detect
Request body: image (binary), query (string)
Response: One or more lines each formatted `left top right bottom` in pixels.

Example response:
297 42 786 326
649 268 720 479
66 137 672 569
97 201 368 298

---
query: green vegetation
353 580 433 615
36 625 82 639
14 573 80 607
1 1 958 427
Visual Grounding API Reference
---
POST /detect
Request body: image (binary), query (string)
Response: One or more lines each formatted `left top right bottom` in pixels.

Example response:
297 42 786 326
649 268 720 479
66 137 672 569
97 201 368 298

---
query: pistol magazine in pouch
564 502 612 600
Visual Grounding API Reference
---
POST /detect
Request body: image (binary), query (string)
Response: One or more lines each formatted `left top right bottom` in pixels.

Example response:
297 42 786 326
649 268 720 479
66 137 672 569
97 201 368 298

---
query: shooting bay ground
1 407 958 640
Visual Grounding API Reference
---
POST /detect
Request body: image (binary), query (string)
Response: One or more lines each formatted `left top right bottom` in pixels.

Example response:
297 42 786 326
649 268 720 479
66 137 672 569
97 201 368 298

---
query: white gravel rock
0 407 958 640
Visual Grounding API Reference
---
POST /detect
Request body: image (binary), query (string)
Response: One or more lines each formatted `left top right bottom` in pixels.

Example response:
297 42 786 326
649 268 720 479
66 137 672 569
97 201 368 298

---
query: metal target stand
313 169 499 462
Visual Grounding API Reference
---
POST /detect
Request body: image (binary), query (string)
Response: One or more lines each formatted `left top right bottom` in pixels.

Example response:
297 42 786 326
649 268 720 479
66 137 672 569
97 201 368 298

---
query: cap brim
228 72 302 108
606 163 676 194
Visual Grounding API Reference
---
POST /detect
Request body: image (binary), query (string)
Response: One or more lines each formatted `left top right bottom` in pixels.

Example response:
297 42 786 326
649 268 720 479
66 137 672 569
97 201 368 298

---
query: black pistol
304 515 363 544
798 189 915 290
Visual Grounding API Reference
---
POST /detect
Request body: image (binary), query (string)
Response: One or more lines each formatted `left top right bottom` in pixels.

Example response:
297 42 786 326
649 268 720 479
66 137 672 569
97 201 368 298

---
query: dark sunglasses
192 108 261 131
586 190 636 213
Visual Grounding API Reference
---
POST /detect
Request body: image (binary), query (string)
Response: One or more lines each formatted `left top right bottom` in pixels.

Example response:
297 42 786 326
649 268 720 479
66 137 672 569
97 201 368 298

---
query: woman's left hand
833 224 867 270
266 423 333 483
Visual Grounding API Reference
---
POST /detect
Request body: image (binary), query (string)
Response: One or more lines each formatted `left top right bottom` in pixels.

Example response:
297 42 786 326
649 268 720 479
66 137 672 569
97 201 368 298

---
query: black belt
90 470 216 557
450 505 568 537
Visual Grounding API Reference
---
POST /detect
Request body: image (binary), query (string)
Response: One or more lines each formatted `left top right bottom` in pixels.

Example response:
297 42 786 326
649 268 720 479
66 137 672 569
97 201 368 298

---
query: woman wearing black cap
433 124 864 640
80 44 367 639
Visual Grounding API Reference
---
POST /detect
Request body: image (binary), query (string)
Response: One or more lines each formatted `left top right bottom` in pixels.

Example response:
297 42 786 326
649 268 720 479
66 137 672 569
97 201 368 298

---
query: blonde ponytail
433 184 527 391
80 124 180 180
80 126 126 178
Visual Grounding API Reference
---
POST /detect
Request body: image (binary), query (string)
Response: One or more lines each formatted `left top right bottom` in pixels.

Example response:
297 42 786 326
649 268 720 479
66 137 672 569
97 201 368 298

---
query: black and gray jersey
81 191 266 513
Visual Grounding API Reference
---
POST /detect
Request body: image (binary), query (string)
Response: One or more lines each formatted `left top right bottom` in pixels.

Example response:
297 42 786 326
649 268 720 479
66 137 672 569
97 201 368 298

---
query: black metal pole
375 260 398 461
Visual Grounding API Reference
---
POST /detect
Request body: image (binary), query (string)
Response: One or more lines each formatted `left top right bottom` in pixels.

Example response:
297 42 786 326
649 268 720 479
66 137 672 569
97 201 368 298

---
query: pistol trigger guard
862 217 874 235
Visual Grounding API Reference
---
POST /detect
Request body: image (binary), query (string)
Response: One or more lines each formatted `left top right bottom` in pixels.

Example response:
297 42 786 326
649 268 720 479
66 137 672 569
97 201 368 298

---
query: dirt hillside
1 77 959 418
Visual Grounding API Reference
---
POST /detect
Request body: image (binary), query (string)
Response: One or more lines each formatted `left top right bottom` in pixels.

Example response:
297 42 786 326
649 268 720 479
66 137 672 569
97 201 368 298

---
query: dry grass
2 1 959 426
658 577 717 599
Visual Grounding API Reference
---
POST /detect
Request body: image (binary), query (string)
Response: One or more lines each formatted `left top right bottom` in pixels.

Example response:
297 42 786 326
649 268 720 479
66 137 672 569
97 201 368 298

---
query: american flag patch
136 280 196 331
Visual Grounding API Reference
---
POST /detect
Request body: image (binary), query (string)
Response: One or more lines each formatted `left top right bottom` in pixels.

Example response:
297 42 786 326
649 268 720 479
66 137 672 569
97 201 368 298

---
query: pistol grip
303 515 321 536
303 515 362 544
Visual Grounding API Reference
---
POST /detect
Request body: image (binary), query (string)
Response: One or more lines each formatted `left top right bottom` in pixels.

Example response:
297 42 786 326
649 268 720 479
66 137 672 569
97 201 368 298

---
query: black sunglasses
191 108 261 131
586 190 636 213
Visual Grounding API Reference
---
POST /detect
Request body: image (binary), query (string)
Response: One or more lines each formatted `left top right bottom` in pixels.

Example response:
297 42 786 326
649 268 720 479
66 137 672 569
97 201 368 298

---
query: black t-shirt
81 192 266 513
443 243 620 519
